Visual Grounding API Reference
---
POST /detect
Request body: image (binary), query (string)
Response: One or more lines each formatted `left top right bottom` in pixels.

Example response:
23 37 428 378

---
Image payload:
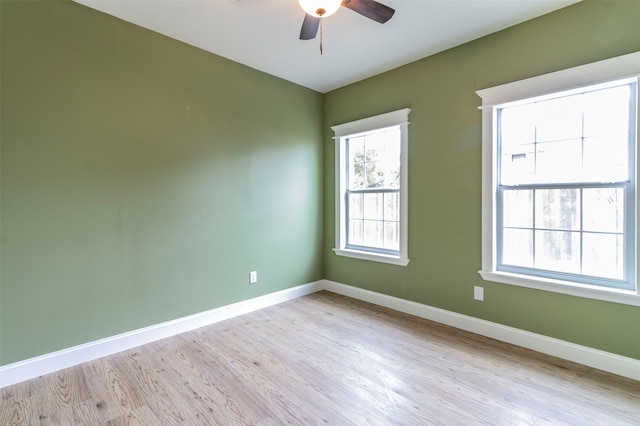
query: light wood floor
2 291 639 425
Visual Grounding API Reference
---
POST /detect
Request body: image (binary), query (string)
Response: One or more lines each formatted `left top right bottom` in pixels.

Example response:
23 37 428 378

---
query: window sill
334 248 410 266
479 270 640 307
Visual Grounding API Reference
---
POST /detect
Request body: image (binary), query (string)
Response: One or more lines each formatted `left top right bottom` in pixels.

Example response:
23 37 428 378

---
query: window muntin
332 108 410 266
496 80 636 290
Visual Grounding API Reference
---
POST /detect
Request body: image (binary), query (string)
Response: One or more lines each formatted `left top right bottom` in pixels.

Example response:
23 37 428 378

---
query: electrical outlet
250 271 257 284
474 286 484 301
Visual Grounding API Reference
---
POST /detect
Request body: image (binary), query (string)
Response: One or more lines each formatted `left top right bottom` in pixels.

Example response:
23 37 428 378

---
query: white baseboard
0 281 323 388
323 280 640 381
2 278 638 388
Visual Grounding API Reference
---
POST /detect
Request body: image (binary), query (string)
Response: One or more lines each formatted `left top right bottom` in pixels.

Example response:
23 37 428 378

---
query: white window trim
477 52 640 307
332 108 411 266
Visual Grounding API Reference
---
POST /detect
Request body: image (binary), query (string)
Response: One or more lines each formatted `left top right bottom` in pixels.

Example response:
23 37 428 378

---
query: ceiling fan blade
342 0 395 23
300 14 320 40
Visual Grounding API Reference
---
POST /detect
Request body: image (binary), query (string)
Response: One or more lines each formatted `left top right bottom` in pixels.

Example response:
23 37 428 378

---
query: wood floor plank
265 310 487 424
152 337 266 425
1 291 639 425
104 405 163 426
2 375 42 403
30 366 93 424
112 346 212 424
81 355 145 423
0 395 40 425
192 323 359 424
169 334 279 424
68 399 104 425
220 316 433 424
195 333 327 424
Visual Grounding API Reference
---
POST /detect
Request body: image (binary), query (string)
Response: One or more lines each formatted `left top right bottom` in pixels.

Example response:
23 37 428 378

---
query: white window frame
477 52 640 306
332 108 411 266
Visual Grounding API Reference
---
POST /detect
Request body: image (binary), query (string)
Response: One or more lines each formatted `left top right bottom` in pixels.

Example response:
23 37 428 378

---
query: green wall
2 0 640 367
0 0 323 364
324 0 640 359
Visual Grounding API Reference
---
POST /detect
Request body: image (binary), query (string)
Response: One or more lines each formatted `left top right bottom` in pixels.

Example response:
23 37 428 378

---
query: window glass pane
583 136 628 182
583 232 624 280
363 162 384 188
583 85 630 137
500 83 632 186
583 188 624 233
364 133 386 162
380 129 401 189
502 228 533 267
349 193 364 220
348 191 399 253
348 128 400 190
535 230 580 274
500 103 536 145
348 136 366 190
535 96 583 142
348 219 363 246
380 159 400 189
535 189 580 230
503 190 533 228
363 193 383 220
348 136 365 161
384 192 399 221
535 139 582 182
384 222 399 251
500 143 535 185
366 129 400 189
363 220 383 248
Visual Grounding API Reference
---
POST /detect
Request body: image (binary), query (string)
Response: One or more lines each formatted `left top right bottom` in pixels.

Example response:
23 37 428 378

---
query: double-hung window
332 109 410 266
478 52 640 305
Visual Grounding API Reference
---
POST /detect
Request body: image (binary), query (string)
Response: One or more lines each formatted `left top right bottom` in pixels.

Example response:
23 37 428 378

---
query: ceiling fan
298 0 395 40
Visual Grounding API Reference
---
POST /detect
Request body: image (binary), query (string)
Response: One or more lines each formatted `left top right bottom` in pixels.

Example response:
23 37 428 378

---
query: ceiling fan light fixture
298 0 342 18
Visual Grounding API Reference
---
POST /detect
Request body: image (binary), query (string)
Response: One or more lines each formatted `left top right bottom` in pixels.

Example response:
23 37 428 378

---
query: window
332 108 410 266
477 52 640 305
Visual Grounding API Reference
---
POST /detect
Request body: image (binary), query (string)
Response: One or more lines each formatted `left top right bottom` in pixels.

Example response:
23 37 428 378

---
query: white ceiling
75 0 580 93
